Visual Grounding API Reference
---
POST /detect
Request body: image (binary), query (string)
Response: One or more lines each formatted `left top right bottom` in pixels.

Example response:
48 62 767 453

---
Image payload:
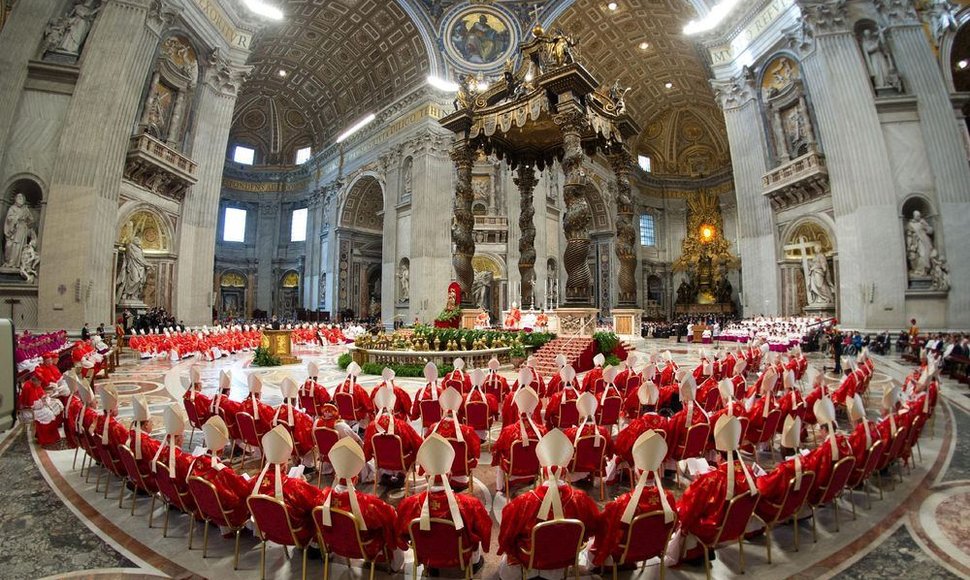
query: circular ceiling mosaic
442 6 517 70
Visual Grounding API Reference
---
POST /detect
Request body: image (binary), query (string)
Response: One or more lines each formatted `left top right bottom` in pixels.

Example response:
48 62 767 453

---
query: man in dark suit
831 330 844 373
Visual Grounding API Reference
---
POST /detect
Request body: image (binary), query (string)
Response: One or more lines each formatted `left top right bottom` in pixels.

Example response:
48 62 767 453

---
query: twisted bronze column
610 149 638 306
515 164 537 308
451 143 477 306
555 108 593 306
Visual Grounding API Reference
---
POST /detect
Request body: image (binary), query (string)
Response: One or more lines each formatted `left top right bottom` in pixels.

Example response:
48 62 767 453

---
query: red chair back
248 494 306 548
877 425 910 470
597 396 622 427
448 438 471 477
570 434 606 474
97 444 125 476
298 393 320 416
757 471 816 526
556 399 579 428
624 375 642 397
313 506 381 561
409 517 472 570
758 409 783 444
846 439 884 489
445 378 465 393
702 388 722 413
419 400 442 429
812 456 856 507
465 400 491 431
312 426 340 466
710 490 759 546
372 433 409 471
117 444 154 492
154 459 194 513
615 510 677 566
334 392 358 422
183 398 204 429
525 519 585 571
592 378 606 394
484 375 506 401
673 422 711 460
235 412 261 448
188 476 249 528
508 439 540 478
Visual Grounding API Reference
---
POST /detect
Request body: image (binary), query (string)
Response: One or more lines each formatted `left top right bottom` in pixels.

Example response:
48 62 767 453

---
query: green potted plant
508 342 526 367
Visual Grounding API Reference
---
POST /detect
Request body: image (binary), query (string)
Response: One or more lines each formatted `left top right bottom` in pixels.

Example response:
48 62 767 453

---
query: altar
260 329 300 365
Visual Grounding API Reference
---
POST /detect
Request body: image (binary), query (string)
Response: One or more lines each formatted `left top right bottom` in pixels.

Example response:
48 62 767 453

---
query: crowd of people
19 331 940 578
124 323 351 360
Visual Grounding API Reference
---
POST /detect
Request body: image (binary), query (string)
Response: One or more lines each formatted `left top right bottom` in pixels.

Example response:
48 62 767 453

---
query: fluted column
175 53 248 324
880 0 970 325
555 108 593 306
379 151 400 328
797 0 905 327
450 142 476 307
39 0 171 329
712 69 779 316
515 164 537 308
255 199 279 313
610 149 638 307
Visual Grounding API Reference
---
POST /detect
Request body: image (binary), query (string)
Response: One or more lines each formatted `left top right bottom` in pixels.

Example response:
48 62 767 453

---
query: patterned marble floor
2 338 968 579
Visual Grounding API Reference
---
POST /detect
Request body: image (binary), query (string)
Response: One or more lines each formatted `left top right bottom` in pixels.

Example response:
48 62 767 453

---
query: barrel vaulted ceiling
229 0 729 175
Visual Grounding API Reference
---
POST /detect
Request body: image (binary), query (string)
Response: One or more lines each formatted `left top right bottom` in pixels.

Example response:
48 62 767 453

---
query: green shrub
435 308 462 322
509 343 526 357
337 353 352 370
252 346 281 367
605 354 622 367
360 361 455 377
593 331 620 355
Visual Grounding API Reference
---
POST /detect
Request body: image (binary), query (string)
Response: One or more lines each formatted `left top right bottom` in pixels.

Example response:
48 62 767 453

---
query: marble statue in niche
472 270 493 309
397 260 409 303
807 251 834 305
858 26 902 93
1 192 38 272
116 236 148 302
42 0 102 58
906 210 934 277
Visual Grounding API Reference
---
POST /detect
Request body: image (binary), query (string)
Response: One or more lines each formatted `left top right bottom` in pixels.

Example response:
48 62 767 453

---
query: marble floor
3 339 968 579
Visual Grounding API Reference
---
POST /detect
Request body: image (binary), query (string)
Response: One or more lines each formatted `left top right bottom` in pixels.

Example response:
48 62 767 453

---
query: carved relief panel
760 56 819 165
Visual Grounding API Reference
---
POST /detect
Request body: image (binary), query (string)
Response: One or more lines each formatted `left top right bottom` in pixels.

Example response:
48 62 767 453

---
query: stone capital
146 0 180 34
204 48 251 97
711 67 757 111
797 0 850 35
874 0 921 27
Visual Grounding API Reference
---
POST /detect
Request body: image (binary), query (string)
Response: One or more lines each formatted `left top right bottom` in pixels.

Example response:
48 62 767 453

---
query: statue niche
138 36 199 149
855 20 902 95
0 186 42 284
41 0 102 63
902 199 950 292
761 56 818 165
115 209 173 311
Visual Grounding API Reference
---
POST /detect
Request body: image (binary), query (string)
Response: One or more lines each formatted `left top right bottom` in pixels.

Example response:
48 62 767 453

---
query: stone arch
940 9 970 91
779 215 838 259
900 193 946 282
779 216 839 317
218 269 249 318
116 204 175 254
339 174 385 232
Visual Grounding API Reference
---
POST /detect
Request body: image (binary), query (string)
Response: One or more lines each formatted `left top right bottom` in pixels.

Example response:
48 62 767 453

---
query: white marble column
380 151 400 329
255 198 280 313
882 2 970 326
175 56 247 324
796 0 906 327
38 0 169 329
713 71 780 316
409 131 454 322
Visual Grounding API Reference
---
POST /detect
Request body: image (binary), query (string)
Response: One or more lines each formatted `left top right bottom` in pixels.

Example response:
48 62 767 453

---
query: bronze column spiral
450 143 477 307
555 108 593 306
610 149 638 306
515 164 538 308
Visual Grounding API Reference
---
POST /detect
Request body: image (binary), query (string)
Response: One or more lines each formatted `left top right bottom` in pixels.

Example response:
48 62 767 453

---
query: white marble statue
472 270 493 309
56 0 101 55
116 236 148 301
2 193 37 269
807 251 834 305
906 210 934 277
18 237 40 283
929 250 951 291
397 262 409 302
860 28 899 91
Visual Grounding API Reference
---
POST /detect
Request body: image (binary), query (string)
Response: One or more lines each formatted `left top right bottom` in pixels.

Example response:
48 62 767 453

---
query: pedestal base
612 308 643 337
804 304 835 319
460 308 482 330
554 307 598 337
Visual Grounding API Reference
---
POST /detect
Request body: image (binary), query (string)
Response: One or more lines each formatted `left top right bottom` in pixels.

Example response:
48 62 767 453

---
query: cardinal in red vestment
188 416 256 535
238 373 276 438
443 358 473 394
274 377 316 461
183 365 214 426
502 367 544 427
425 386 482 485
300 361 331 416
546 365 581 429
804 397 853 505
411 362 444 423
334 362 374 424
128 394 161 482
492 386 547 487
363 386 423 482
581 353 606 393
211 370 244 441
616 381 668 469
372 368 413 418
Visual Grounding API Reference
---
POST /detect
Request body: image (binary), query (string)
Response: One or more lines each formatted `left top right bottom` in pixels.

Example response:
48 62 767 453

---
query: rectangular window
223 207 247 242
291 207 308 242
639 214 656 246
637 155 652 173
233 145 255 165
295 146 312 165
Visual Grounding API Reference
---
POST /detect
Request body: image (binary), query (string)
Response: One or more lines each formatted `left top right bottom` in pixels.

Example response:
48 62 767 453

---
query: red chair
409 517 475 579
235 412 263 471
753 471 816 560
94 442 126 505
445 378 466 393
597 395 623 428
116 444 158 517
808 456 856 541
517 519 585 580
592 378 606 394
183 398 204 448
187 476 248 568
334 391 360 423
570 433 608 500
844 439 885 514
702 388 721 414
624 375 642 398
689 490 759 580
371 433 414 494
670 423 711 486
875 424 910 495
419 399 442 430
607 510 678 580
312 425 340 487
484 375 506 402
313 506 395 580
248 494 313 580
504 438 540 496
464 400 492 448
746 408 782 459
556 399 580 429
447 438 476 491
154 459 200 546
904 413 927 468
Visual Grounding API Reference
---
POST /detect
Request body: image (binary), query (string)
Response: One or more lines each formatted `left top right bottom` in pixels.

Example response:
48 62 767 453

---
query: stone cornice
711 67 758 110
